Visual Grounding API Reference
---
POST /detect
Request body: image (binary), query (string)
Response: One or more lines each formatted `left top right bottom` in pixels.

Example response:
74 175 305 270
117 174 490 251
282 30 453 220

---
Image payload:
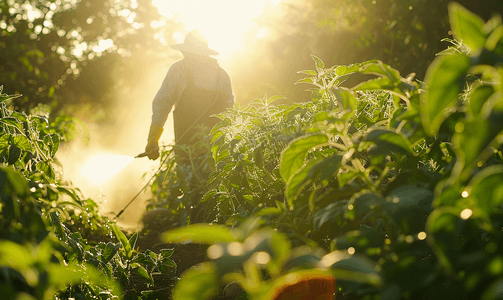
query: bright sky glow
80 154 134 185
152 0 281 58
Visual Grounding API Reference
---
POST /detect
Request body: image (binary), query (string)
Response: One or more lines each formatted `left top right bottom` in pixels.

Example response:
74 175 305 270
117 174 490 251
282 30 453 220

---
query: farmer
141 29 234 160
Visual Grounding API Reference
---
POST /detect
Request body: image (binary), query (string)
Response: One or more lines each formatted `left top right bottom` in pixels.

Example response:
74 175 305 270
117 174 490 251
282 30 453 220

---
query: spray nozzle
135 152 149 158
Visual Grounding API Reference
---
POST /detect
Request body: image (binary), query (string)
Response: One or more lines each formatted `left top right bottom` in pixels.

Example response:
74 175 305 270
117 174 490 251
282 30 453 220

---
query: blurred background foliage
2 1 503 299
0 0 182 118
1 0 502 117
230 0 503 102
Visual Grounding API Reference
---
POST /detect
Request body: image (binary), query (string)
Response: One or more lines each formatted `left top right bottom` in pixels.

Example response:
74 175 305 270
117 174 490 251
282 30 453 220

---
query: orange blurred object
267 273 336 300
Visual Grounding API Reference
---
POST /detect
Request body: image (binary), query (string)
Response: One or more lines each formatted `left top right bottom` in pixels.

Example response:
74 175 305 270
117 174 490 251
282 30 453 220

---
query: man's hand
141 124 164 160
144 143 160 160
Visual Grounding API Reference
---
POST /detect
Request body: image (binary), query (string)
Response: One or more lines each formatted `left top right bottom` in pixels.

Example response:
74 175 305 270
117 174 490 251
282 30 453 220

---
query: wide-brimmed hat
170 29 219 56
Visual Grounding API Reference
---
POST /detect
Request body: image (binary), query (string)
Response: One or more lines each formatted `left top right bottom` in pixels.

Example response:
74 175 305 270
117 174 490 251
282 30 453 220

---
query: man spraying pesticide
137 29 234 160
117 30 234 219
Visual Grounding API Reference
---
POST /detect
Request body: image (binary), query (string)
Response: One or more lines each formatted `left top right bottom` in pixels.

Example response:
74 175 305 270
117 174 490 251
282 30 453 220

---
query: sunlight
93 39 114 53
80 154 134 185
152 0 280 58
256 27 268 38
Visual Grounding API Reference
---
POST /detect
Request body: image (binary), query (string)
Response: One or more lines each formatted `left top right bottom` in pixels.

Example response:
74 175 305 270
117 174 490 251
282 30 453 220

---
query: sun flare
80 154 134 185
152 0 280 58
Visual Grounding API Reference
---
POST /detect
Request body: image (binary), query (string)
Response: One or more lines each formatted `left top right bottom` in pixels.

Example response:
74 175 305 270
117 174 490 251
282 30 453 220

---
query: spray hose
115 72 224 219
114 148 173 219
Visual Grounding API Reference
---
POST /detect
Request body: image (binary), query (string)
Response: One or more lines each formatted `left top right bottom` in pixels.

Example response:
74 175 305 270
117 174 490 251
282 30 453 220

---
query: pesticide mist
80 154 135 185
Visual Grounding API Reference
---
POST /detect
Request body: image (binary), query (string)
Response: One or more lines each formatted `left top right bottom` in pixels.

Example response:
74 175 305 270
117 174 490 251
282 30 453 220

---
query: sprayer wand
115 148 173 219
114 70 224 219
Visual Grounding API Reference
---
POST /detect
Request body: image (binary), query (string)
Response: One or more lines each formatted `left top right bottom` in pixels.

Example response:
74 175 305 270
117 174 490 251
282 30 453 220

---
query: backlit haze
66 0 284 228
152 0 281 60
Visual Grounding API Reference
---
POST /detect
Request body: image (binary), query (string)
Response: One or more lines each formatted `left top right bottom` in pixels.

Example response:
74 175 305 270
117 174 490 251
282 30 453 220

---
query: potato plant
159 3 503 300
0 89 176 300
1 2 503 300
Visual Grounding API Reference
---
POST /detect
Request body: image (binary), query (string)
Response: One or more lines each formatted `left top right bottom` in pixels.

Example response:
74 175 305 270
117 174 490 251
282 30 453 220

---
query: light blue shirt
151 57 234 127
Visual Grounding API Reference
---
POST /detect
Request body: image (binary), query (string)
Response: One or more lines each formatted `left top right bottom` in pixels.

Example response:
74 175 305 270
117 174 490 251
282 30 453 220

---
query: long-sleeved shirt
151 56 234 128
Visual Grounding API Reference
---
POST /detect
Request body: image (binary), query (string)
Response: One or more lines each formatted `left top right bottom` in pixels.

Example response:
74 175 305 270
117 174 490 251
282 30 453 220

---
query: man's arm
151 62 184 127
143 61 185 160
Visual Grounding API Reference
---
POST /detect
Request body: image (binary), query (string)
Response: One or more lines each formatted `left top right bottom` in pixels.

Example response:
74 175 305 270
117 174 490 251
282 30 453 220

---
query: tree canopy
0 0 182 113
229 0 503 104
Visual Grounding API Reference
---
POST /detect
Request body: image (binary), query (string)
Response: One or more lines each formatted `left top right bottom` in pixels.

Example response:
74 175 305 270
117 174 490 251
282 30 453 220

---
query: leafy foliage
0 88 176 299
144 130 216 229
157 4 503 300
0 0 181 116
3 3 503 300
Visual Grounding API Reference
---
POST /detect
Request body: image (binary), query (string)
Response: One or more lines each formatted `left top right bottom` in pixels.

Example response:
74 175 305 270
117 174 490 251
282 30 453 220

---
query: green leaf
280 133 329 183
102 242 119 263
266 95 286 106
1 117 23 131
316 252 382 286
13 135 32 152
358 60 401 82
333 88 356 112
486 25 503 53
420 54 471 135
449 2 486 51
48 263 122 297
133 253 156 269
36 161 55 181
426 207 462 274
131 263 154 285
295 77 315 85
128 232 138 251
283 255 321 271
161 224 237 244
297 70 317 76
285 160 317 206
11 112 27 123
268 230 291 272
210 117 232 135
49 212 66 241
346 192 386 220
146 249 157 260
112 224 132 258
0 134 11 150
450 115 501 180
353 76 396 92
334 62 368 77
160 258 177 275
8 144 21 165
254 207 283 216
463 165 503 213
48 86 55 97
43 134 60 157
385 186 433 233
338 170 360 187
469 84 495 117
0 240 34 270
365 129 413 155
481 278 503 300
160 248 175 259
285 154 342 206
172 263 218 300
313 203 342 231
311 54 325 70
